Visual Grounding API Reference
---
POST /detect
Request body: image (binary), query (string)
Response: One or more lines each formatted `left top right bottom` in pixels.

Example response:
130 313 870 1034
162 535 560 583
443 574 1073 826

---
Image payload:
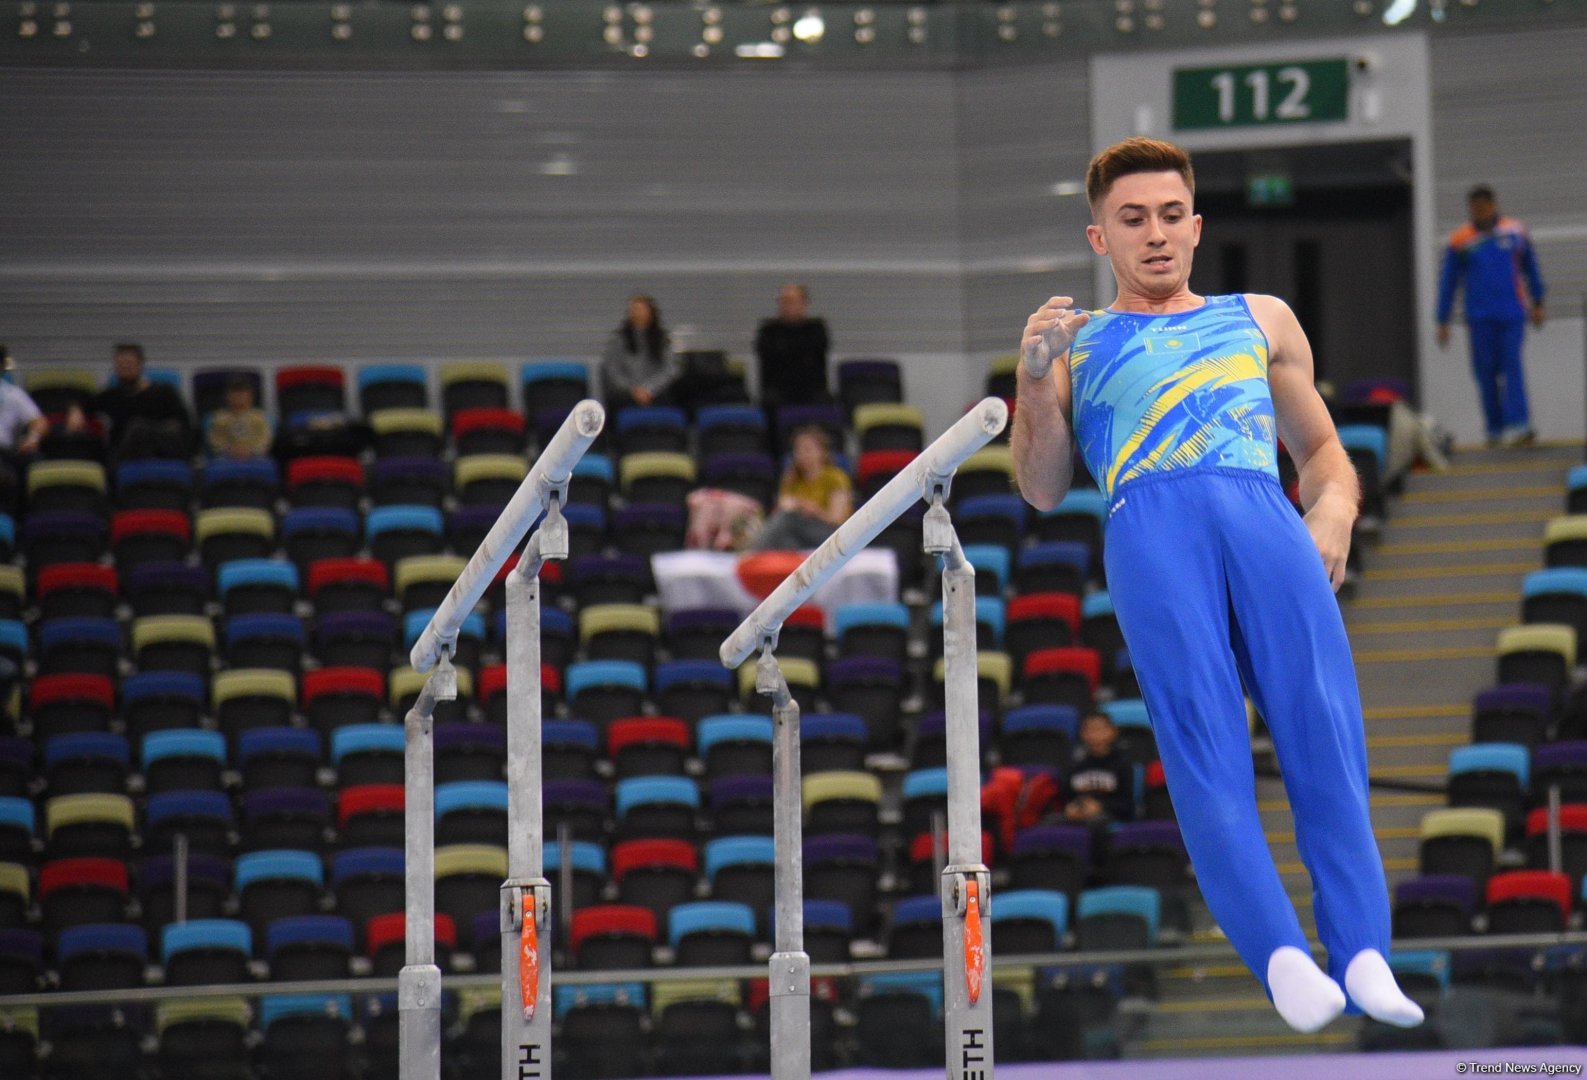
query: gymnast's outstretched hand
1021 296 1091 379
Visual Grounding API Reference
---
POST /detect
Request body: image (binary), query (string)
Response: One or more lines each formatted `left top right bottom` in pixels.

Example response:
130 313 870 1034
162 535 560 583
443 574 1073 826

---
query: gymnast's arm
1012 296 1088 512
1253 293 1360 592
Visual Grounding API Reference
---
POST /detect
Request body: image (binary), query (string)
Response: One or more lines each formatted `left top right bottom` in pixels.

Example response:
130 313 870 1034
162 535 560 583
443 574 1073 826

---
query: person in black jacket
1063 711 1136 826
754 283 830 410
67 343 192 463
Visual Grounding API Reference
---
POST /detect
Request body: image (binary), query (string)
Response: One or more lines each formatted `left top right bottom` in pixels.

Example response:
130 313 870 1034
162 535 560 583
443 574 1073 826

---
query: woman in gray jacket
600 295 679 417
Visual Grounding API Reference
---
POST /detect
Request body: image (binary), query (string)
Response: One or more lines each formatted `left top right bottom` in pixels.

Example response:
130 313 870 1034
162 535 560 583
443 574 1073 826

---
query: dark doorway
1189 140 1417 399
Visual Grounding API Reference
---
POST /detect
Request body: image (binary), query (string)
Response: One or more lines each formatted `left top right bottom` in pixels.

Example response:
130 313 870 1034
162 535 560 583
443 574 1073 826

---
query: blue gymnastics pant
1468 318 1530 438
1103 468 1390 999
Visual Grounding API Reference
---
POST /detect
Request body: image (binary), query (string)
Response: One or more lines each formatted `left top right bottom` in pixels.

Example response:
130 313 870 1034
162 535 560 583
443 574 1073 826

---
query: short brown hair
1085 137 1196 210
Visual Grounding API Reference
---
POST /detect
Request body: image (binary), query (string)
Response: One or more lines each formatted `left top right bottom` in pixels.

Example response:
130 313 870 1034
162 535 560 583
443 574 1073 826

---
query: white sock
1344 948 1425 1028
1266 945 1347 1033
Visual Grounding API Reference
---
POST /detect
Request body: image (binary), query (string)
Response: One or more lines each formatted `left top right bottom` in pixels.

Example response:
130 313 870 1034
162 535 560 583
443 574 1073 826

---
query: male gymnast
1011 136 1423 1034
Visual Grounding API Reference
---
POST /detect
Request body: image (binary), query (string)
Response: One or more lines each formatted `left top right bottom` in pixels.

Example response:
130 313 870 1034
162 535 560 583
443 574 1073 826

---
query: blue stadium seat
929 595 1006 649
359 364 429 413
615 775 700 840
668 899 756 965
56 922 148 991
653 659 734 723
237 727 323 791
162 918 253 986
992 888 1070 953
696 715 774 778
799 713 868 774
266 914 355 981
961 543 1011 597
114 460 195 512
122 671 207 737
145 789 235 857
331 724 405 786
888 894 943 959
217 558 300 616
434 780 509 846
1076 885 1160 949
42 732 129 796
1017 540 1091 594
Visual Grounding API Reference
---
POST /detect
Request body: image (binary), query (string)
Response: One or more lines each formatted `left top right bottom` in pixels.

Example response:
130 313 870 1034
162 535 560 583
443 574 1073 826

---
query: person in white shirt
0 350 46 456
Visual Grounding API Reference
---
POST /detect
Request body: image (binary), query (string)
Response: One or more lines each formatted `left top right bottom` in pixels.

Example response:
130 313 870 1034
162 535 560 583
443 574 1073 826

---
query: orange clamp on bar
963 878 985 1005
520 892 540 1021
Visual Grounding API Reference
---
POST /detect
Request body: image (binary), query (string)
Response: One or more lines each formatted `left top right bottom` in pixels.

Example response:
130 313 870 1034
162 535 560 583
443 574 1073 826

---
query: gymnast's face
1085 170 1202 301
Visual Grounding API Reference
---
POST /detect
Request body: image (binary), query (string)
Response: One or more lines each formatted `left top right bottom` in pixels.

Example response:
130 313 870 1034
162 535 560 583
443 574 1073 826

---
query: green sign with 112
1173 59 1350 130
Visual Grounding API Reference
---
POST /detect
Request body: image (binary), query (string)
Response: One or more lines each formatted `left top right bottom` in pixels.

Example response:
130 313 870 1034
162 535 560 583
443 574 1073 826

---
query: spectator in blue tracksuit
1436 185 1547 446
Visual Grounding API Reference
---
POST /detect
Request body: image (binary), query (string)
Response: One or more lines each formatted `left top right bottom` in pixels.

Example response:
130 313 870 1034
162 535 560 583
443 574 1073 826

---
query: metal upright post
400 658 456 1080
758 647 811 1080
926 494 995 1079
501 497 567 1080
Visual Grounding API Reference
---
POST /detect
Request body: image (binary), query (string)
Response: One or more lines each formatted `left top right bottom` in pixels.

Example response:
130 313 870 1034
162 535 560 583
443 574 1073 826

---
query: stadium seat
162 918 254 987
605 502 678 558
0 927 41 994
993 888 1070 954
454 452 526 506
281 507 361 573
1486 869 1573 933
441 361 511 418
542 720 599 781
114 459 194 513
257 992 354 1080
703 835 776 926
43 732 129 796
276 366 345 417
825 656 906 750
27 459 107 516
1017 539 1091 596
156 995 252 1080
217 558 300 617
1006 592 1081 667
1419 807 1506 887
1448 742 1530 837
615 404 687 454
521 360 590 415
581 603 662 668
566 553 652 606
956 493 1028 557
838 359 904 415
369 407 445 460
266 913 354 981
607 717 690 779
1392 874 1478 938
697 404 769 458
109 508 191 572
431 722 505 785
124 562 208 621
435 779 508 847
478 662 561 727
803 771 882 838
1544 515 1587 569
284 454 365 513
314 613 396 676
36 617 121 681
1524 804 1587 884
663 607 739 663
213 668 297 743
238 726 323 792
567 659 648 731
21 511 106 572
195 506 276 570
370 455 449 509
200 456 280 512
1522 567 1587 647
45 791 134 859
1033 487 1107 552
359 364 429 414
1496 624 1574 691
1531 740 1587 804
141 729 227 794
931 650 1012 715
402 607 482 672
1471 683 1554 748
336 783 406 849
855 970 944 1068
854 402 925 454
619 451 696 506
0 738 26 800
961 542 1011 599
1023 647 1102 713
1000 704 1078 769
236 849 325 939
670 900 755 966
34 562 116 621
834 601 911 666
709 774 775 836
612 838 699 925
1008 824 1091 897
38 857 129 937
0 798 34 863
367 910 454 977
541 838 608 911
543 778 609 843
121 671 206 737
332 724 405 787
434 843 508 932
953 446 1015 505
145 789 234 858
244 788 332 854
615 775 700 840
1075 885 1159 950
888 893 944 959
224 613 307 674
57 919 146 989
697 715 774 779
856 448 918 499
567 452 614 509
570 904 657 971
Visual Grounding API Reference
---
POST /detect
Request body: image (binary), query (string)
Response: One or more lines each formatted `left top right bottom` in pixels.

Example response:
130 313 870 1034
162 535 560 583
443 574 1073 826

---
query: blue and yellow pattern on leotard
1068 293 1278 502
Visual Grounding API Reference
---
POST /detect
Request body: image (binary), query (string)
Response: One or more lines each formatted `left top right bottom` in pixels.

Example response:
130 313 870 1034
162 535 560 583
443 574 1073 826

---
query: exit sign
1173 59 1349 130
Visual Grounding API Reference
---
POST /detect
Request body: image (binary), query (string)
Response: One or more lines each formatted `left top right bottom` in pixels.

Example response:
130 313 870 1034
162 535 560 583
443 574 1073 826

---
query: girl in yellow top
752 426 852 551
